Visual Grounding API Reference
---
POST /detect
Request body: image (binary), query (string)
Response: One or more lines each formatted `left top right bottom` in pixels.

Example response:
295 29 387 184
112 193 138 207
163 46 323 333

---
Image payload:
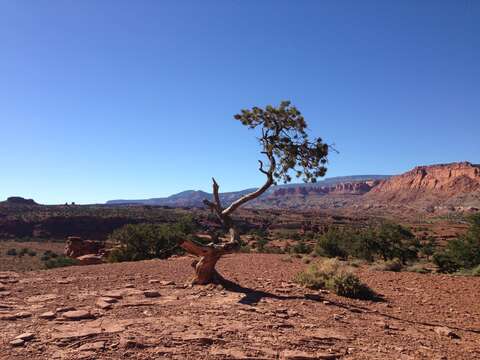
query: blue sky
1 1 479 204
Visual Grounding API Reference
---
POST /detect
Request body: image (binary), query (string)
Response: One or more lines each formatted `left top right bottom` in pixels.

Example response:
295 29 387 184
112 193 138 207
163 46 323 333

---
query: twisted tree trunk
181 158 274 285
180 239 224 284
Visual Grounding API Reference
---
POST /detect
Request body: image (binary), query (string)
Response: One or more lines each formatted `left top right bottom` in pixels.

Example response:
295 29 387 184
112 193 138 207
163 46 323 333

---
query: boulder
76 254 104 266
62 310 93 321
39 311 56 320
143 290 161 298
65 236 104 258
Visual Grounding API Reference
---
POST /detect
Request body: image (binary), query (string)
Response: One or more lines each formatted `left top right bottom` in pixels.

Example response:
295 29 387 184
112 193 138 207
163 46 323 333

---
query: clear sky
1 1 479 204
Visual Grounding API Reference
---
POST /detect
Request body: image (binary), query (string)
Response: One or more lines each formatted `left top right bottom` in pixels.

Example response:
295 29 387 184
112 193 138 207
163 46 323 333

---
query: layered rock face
365 162 480 210
270 180 379 198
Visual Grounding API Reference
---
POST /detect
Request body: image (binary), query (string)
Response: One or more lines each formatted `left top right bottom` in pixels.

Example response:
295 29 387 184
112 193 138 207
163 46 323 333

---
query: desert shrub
302 256 312 264
18 247 29 257
239 245 252 253
347 258 366 268
291 233 302 241
290 240 312 254
107 218 195 263
433 252 461 273
419 237 436 258
294 262 328 290
314 223 419 264
6 248 17 256
294 258 374 299
372 258 403 272
406 263 431 274
315 228 348 258
433 214 480 273
375 223 419 263
263 246 285 254
254 236 269 252
249 228 269 239
470 264 480 276
40 250 59 261
330 272 370 298
347 228 380 261
27 249 36 257
44 256 79 269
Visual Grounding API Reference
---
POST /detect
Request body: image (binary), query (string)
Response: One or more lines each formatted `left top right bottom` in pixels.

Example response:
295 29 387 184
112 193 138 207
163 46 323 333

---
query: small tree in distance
180 101 330 284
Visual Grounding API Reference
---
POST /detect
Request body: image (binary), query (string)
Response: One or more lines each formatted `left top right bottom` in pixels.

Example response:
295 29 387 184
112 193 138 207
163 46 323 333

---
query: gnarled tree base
190 255 222 285
180 239 232 285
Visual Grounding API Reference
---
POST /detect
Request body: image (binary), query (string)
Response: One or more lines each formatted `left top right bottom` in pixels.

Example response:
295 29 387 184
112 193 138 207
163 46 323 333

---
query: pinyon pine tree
180 101 330 284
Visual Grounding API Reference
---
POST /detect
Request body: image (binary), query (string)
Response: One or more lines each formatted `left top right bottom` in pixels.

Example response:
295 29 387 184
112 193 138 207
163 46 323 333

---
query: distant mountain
0 197 39 206
106 175 390 207
106 163 480 214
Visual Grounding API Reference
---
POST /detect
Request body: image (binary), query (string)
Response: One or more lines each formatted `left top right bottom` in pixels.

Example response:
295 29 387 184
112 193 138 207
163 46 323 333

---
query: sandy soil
0 254 479 359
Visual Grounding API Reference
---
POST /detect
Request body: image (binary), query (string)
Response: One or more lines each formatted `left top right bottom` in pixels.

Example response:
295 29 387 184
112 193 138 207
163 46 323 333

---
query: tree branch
211 177 222 212
258 160 269 175
180 239 218 257
222 156 275 216
180 238 235 256
203 177 223 217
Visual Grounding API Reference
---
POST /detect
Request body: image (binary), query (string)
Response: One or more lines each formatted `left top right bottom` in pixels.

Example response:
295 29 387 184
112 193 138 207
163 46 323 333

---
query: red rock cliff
365 162 480 208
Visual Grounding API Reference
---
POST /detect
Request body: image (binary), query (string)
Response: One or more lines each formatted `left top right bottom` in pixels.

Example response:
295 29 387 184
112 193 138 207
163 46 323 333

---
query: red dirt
0 254 479 359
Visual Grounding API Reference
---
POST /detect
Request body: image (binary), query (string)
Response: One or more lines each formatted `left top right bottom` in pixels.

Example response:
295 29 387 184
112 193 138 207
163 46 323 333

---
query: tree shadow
220 279 480 335
216 276 480 335
218 276 384 306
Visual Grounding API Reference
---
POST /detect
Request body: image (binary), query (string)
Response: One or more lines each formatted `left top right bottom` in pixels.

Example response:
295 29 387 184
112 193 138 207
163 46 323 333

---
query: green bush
44 256 79 269
313 223 419 264
433 214 480 273
254 236 269 252
419 237 436 258
294 258 374 299
18 247 30 257
108 218 196 263
239 245 252 253
290 240 312 254
433 252 460 273
330 272 370 298
315 228 348 258
6 248 17 256
41 250 59 262
470 264 480 276
375 223 419 263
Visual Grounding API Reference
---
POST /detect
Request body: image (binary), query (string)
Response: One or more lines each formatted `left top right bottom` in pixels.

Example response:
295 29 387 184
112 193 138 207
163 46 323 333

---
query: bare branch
203 177 223 218
180 239 218 257
180 237 237 256
211 177 222 211
258 160 269 175
222 156 275 216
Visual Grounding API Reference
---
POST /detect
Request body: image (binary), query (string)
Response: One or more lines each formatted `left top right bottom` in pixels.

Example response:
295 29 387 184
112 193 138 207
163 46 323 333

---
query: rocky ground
0 254 479 360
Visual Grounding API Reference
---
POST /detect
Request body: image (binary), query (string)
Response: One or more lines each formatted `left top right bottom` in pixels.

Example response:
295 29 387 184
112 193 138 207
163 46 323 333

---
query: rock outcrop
365 162 480 210
64 236 104 258
5 197 38 206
